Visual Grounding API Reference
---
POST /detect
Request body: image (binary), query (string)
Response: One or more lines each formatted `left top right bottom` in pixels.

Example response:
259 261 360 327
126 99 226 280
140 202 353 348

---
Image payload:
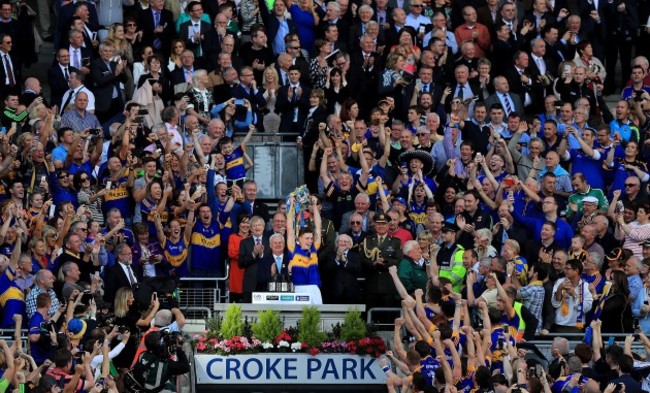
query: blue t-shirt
29 312 49 364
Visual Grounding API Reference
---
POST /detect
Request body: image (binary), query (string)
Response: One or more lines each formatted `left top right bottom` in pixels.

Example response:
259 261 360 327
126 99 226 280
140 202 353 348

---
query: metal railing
178 267 229 319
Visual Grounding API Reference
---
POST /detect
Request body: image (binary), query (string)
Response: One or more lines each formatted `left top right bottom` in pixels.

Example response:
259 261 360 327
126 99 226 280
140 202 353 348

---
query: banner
194 354 386 385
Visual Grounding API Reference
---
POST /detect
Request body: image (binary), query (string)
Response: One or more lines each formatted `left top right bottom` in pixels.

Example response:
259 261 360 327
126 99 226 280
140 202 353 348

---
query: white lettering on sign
194 354 386 385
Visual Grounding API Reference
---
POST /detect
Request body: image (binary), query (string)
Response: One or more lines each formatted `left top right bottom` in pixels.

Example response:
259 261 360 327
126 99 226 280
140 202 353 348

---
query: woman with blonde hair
187 69 215 129
105 26 135 98
168 39 186 71
113 287 160 370
262 66 281 132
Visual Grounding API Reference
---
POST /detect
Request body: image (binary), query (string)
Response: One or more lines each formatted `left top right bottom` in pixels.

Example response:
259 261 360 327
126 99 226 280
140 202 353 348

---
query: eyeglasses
78 228 88 232
416 133 429 136
241 73 254 77
350 221 362 225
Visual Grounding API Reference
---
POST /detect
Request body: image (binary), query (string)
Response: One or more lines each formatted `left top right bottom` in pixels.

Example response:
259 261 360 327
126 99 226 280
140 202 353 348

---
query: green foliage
340 309 367 342
220 304 244 340
252 309 283 343
204 316 223 339
298 306 327 347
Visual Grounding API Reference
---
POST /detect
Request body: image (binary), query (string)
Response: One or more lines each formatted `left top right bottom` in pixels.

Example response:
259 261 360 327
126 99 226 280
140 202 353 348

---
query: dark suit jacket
103 262 143 303
504 64 544 113
348 50 382 118
348 23 385 53
179 19 212 58
444 80 482 109
484 92 524 117
258 251 290 288
0 52 20 97
47 63 78 107
238 235 272 293
258 0 297 49
321 251 362 304
276 84 311 132
20 91 47 108
490 38 518 72
138 7 175 57
89 58 127 112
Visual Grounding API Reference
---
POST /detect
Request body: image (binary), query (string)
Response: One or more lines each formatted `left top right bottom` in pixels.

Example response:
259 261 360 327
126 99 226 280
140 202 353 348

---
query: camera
160 330 183 353
91 128 102 136
40 321 55 334
118 326 129 334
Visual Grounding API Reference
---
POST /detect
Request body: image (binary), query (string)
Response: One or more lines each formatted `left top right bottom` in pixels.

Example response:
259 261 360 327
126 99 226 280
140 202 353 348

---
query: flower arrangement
193 305 386 358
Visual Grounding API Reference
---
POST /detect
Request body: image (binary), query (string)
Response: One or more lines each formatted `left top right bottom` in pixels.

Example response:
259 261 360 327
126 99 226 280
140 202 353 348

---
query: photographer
128 330 190 393
131 307 186 366
29 293 64 366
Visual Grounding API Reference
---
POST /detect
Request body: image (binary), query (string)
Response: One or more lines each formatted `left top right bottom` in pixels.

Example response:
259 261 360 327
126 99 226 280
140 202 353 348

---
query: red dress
228 233 247 295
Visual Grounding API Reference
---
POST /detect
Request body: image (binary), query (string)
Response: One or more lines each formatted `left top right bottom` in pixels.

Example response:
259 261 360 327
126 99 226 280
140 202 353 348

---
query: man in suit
67 29 93 76
345 212 369 253
477 0 499 39
239 216 271 303
578 0 609 61
320 2 351 45
484 76 524 117
530 37 557 82
258 233 290 290
60 70 96 114
348 35 381 120
276 65 311 133
542 25 566 69
323 24 348 54
170 49 196 90
384 8 406 49
138 0 175 57
321 234 362 304
0 34 19 98
89 41 127 122
48 48 79 108
231 66 267 129
179 1 211 66
359 213 403 309
56 0 100 50
505 51 544 115
258 0 297 55
21 78 48 108
103 243 143 303
349 5 379 52
445 64 482 109
340 193 376 234
284 38 312 87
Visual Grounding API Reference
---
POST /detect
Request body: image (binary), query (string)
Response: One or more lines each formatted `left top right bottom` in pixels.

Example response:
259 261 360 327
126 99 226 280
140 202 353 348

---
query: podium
251 292 311 304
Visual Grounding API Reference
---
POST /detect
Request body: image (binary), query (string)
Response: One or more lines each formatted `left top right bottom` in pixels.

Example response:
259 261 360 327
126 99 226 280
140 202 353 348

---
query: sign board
194 354 386 385
252 292 312 304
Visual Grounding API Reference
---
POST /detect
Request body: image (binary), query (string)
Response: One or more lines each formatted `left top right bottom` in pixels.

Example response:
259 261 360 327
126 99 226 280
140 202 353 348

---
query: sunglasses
58 173 68 178
625 183 637 187
350 221 362 225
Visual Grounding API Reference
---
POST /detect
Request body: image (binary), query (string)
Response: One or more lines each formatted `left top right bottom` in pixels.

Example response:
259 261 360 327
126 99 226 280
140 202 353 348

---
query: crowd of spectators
0 0 647 390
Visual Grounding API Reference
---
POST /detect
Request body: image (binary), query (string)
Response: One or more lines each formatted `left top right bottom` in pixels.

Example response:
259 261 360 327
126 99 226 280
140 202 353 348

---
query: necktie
503 93 513 115
275 256 282 272
537 57 544 73
255 237 261 246
126 265 137 286
61 90 74 114
153 12 162 49
379 236 384 246
4 55 14 87
292 86 297 103
423 83 428 93
458 84 464 99
74 49 80 69
185 69 192 83
63 67 69 81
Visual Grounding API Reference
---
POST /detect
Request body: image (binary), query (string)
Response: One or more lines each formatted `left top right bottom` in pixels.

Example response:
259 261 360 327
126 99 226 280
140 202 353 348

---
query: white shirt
61 85 96 112
550 278 593 326
118 262 138 285
532 54 546 74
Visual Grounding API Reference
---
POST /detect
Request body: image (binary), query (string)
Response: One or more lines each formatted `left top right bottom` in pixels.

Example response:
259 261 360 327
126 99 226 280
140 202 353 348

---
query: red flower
301 342 309 349
309 347 320 356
